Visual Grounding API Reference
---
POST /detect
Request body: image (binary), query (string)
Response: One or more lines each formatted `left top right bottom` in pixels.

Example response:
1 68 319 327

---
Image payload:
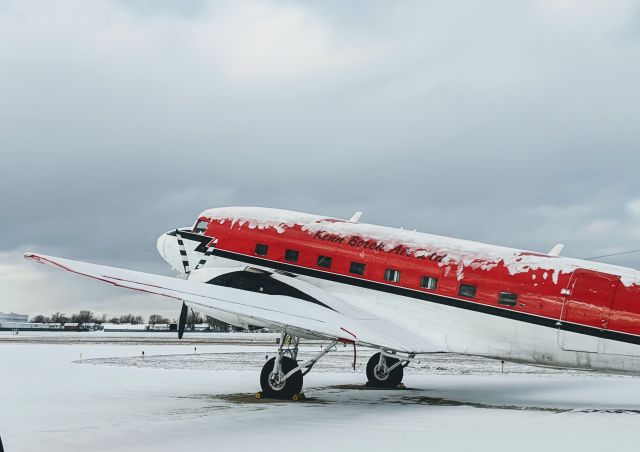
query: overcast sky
1 0 640 320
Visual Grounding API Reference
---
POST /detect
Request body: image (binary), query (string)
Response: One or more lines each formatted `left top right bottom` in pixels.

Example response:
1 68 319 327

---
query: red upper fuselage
188 207 640 341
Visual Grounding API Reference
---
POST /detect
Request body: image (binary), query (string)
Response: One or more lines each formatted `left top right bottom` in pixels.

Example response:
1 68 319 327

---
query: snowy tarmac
2 332 640 451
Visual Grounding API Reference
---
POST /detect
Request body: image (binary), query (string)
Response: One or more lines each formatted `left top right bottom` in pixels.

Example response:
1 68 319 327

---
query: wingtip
24 252 43 263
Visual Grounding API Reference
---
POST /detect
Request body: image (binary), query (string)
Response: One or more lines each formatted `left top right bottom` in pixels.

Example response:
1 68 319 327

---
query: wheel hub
268 370 286 391
374 364 389 381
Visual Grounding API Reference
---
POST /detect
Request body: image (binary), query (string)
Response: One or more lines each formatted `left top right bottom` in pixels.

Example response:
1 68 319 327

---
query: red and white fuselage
157 207 640 375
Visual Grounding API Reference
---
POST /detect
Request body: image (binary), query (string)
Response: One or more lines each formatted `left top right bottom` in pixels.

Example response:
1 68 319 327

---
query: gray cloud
1 0 640 318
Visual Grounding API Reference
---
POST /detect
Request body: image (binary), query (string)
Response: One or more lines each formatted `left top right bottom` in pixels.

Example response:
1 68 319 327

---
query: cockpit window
193 220 209 234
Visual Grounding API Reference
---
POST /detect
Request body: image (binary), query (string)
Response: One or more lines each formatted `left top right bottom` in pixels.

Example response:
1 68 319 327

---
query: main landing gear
258 333 337 400
257 333 416 399
365 352 410 388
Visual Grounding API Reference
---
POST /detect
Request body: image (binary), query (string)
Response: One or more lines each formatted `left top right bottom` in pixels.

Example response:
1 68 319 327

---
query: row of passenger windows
255 243 519 305
256 243 439 290
458 283 519 307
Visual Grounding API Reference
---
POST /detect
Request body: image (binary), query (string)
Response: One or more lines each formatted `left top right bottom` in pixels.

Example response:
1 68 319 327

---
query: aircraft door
558 269 620 353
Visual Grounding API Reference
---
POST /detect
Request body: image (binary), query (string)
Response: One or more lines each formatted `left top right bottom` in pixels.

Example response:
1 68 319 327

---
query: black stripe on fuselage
170 230 640 347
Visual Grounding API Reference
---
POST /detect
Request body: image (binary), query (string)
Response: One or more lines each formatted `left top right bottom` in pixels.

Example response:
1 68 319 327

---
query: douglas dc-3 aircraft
25 207 640 399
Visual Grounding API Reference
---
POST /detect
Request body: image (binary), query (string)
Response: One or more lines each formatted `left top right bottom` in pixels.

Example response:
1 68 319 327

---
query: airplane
25 206 640 399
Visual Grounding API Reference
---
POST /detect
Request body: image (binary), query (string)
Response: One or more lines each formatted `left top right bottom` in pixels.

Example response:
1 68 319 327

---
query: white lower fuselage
167 234 640 376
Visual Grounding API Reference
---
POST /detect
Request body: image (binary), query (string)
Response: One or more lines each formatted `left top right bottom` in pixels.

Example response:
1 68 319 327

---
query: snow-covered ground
2 332 640 451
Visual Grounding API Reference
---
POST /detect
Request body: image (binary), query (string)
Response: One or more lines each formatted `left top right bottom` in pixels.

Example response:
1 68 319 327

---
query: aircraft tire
260 356 303 399
366 352 403 388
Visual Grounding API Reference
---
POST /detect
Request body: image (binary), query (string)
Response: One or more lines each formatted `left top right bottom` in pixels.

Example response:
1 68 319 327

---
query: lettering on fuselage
313 231 346 244
388 244 447 262
348 236 385 251
313 231 447 262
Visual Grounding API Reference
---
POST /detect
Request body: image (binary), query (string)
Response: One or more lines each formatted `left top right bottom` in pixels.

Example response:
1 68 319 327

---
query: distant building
193 323 211 332
83 323 101 331
0 312 28 323
148 323 170 331
0 312 29 330
102 323 149 332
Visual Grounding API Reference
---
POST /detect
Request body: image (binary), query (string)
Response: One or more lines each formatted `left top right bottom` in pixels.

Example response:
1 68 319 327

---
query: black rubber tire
366 352 404 388
260 356 303 399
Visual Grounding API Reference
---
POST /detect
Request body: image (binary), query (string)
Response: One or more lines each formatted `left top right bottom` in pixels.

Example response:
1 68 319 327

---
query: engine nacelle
184 265 348 332
186 266 275 330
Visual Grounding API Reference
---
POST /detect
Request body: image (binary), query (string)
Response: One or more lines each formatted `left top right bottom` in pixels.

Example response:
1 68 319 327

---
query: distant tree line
29 310 231 330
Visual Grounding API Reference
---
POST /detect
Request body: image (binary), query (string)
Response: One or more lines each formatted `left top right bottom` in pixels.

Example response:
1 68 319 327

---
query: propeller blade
178 302 188 339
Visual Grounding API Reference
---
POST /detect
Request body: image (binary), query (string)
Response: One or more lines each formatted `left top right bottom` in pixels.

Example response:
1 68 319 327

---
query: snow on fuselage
157 206 640 375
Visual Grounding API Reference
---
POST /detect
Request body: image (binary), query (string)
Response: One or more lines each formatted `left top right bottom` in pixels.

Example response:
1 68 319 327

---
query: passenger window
458 284 477 298
350 261 366 275
193 220 209 234
420 276 438 290
499 292 518 306
384 269 401 282
317 255 332 268
284 249 299 262
255 244 269 256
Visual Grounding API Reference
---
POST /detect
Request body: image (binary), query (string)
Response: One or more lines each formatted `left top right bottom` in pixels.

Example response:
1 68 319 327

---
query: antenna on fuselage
548 244 564 257
348 211 363 223
584 249 640 260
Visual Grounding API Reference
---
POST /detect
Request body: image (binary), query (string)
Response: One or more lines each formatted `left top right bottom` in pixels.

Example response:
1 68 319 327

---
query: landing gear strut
259 332 337 399
366 352 409 388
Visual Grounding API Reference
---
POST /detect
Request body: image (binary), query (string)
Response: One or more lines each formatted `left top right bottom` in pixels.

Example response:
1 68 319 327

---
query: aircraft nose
156 232 169 262
157 230 186 273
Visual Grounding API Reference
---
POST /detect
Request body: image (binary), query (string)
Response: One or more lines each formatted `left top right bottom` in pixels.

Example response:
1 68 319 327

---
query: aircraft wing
24 253 430 353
